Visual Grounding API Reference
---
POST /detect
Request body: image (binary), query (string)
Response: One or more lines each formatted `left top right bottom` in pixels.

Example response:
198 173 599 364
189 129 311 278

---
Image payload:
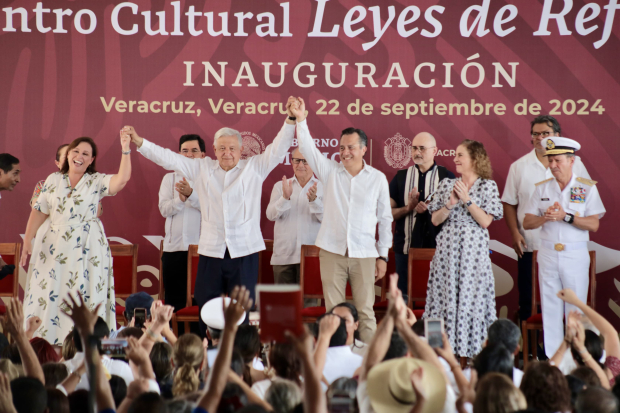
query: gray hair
265 379 302 413
214 128 242 146
487 319 521 353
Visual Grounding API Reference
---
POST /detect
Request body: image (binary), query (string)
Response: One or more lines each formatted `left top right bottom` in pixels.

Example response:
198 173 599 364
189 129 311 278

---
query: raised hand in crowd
307 182 318 202
126 336 156 381
282 176 293 200
175 177 193 202
25 315 41 339
3 298 44 383
196 286 253 413
120 129 131 153
0 373 17 413
140 302 174 352
313 314 342 376
61 293 115 412
410 367 427 413
286 326 327 413
572 315 610 389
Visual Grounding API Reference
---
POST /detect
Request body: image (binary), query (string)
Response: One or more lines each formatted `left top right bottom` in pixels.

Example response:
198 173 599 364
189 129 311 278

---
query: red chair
0 243 21 315
111 244 139 327
299 245 389 324
407 248 436 320
521 250 596 368
258 240 275 285
172 245 200 336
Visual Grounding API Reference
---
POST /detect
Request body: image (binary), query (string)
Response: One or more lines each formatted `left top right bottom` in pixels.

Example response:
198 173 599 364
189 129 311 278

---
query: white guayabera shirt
138 121 295 258
296 120 393 258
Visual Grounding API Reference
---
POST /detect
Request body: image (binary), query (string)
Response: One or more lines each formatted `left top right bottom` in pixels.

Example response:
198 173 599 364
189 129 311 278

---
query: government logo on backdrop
384 133 411 169
240 132 265 159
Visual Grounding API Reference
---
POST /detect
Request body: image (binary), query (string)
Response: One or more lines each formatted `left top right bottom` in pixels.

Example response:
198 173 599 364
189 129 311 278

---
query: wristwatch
288 116 296 121
563 213 575 224
465 200 473 207
377 256 388 263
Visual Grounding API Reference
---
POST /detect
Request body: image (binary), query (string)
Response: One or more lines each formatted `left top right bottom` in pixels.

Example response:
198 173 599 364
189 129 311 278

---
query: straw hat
366 358 447 413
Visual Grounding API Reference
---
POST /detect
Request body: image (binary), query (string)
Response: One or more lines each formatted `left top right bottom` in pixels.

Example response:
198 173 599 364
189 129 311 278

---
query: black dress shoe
0 265 15 281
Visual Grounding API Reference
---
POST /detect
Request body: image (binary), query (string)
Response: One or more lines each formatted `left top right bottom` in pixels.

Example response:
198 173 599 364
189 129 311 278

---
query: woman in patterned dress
20 133 132 345
424 140 503 358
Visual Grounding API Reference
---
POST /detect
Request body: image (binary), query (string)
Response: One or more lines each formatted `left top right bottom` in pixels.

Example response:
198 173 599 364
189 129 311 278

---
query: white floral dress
23 172 116 345
424 178 503 357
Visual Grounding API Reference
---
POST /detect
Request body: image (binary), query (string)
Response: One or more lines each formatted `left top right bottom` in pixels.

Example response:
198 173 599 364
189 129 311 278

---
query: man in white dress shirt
0 154 20 276
292 98 393 342
123 97 296 336
523 137 605 357
266 147 323 287
501 116 590 326
159 134 205 314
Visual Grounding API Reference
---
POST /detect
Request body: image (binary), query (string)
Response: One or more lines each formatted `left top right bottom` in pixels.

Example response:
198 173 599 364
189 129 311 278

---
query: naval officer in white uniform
523 137 605 357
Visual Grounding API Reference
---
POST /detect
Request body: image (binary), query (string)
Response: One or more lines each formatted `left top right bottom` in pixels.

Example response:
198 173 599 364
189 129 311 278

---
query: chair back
407 248 435 308
300 245 323 299
158 240 165 302
110 244 138 300
186 245 200 307
531 250 597 316
258 240 275 284
0 243 20 299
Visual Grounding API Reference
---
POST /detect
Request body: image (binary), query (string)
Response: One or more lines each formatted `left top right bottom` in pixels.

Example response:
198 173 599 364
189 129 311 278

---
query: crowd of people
0 96 615 412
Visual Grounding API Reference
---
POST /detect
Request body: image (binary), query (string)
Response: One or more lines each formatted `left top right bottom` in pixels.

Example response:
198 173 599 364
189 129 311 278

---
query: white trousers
537 248 590 357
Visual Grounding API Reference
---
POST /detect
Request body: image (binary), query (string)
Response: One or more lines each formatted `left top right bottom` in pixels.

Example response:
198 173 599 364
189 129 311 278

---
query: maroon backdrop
1 0 620 326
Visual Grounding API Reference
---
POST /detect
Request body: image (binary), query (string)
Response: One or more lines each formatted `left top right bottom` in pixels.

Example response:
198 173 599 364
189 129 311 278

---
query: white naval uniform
523 174 605 357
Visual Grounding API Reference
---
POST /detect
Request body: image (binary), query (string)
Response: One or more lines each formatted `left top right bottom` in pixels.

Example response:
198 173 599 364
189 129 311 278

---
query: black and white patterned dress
424 178 503 357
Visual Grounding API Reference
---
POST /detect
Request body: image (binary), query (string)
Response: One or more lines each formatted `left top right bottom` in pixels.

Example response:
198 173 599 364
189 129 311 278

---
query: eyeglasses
292 158 308 165
531 131 554 138
411 146 436 153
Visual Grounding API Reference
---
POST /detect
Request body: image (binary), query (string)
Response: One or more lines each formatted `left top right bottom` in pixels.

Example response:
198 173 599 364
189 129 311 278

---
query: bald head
412 132 436 147
411 132 437 171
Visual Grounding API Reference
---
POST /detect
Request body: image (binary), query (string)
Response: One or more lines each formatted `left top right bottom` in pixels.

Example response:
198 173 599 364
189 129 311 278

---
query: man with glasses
158 134 206 317
293 98 393 343
501 115 590 330
266 148 323 291
389 132 455 296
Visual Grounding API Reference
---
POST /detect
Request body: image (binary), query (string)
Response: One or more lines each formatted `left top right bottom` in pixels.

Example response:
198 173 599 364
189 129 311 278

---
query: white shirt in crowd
63 351 134 389
323 345 363 384
138 121 295 258
159 172 202 252
266 176 324 265
523 173 605 243
351 339 368 357
501 150 590 252
296 120 393 258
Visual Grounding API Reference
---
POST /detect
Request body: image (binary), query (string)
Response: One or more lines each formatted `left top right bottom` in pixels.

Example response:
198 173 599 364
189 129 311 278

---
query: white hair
213 127 242 146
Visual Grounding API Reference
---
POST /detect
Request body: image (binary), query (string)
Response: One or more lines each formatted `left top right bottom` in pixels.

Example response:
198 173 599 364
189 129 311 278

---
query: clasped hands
407 187 428 214
544 202 566 223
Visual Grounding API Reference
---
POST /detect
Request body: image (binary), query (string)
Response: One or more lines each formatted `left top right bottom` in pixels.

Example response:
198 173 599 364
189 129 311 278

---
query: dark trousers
194 249 259 338
518 252 534 322
161 251 189 312
395 252 409 297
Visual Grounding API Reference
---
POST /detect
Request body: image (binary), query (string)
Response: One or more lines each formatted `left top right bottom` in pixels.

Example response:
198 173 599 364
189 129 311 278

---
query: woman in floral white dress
20 133 132 345
425 140 503 358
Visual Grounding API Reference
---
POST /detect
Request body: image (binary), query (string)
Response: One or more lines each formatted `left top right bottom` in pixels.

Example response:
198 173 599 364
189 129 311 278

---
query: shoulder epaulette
576 177 597 186
535 178 554 186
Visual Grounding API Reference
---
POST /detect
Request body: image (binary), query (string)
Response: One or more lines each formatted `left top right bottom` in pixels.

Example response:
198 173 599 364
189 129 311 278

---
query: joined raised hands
121 126 143 147
119 130 131 152
289 97 306 122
